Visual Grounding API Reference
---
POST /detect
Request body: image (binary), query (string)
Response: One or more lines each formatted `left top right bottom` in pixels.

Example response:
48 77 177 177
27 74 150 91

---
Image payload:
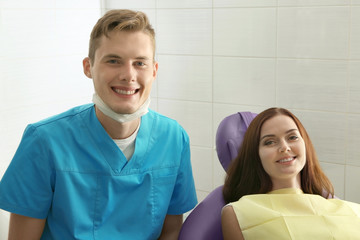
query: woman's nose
279 140 290 152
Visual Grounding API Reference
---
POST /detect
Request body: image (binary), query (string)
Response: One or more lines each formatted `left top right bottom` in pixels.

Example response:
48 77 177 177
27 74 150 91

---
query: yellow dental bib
230 188 360 239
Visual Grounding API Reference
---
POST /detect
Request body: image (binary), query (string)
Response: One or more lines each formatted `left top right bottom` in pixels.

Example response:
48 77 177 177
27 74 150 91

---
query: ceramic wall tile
102 0 156 9
213 57 276 105
214 0 276 7
347 114 360 166
345 165 360 202
320 162 345 199
149 97 158 112
0 210 9 240
213 149 227 189
157 55 212 102
151 78 158 98
2 9 56 58
353 0 360 5
0 58 5 95
350 7 360 59
54 55 94 101
278 0 350 6
214 8 276 57
157 0 212 8
191 146 213 192
157 9 212 55
1 0 55 8
157 99 213 148
0 145 16 178
142 10 157 31
195 190 211 205
349 61 360 113
292 110 347 165
0 12 3 58
2 57 59 108
213 103 267 143
56 0 100 8
55 9 100 56
277 59 348 112
277 7 349 59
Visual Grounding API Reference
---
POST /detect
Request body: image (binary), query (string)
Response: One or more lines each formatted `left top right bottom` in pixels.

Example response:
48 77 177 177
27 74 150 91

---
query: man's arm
221 205 244 240
158 214 183 240
8 213 46 240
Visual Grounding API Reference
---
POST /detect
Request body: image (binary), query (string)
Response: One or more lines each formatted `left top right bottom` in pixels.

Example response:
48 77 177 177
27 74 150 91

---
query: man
0 9 197 239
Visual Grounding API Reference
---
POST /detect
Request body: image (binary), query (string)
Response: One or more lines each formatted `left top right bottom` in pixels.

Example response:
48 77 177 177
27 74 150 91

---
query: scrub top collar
82 105 153 175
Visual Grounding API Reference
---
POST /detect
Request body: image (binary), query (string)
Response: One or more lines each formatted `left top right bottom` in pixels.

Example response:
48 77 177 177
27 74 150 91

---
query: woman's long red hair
223 108 334 203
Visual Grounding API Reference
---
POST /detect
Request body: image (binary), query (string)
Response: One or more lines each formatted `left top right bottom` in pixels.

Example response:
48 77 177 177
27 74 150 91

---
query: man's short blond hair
88 9 155 64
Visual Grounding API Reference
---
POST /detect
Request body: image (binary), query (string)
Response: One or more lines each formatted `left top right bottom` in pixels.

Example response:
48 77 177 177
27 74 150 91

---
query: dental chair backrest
178 111 257 240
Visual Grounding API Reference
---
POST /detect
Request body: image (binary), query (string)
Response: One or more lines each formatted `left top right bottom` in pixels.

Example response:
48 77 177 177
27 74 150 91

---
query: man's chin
112 107 136 115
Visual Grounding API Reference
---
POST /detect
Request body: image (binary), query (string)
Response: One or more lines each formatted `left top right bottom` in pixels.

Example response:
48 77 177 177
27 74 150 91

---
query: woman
221 108 360 239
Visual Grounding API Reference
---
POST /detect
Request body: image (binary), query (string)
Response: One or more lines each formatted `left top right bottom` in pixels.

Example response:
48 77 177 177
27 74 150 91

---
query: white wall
102 0 360 204
0 0 102 236
1 1 360 235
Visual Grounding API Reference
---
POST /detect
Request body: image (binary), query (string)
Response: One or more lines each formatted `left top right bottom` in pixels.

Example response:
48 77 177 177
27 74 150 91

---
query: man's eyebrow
102 54 151 61
103 54 122 59
135 56 151 61
260 129 298 141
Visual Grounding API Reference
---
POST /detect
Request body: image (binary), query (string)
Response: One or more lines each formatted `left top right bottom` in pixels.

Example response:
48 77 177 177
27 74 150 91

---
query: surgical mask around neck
92 93 150 123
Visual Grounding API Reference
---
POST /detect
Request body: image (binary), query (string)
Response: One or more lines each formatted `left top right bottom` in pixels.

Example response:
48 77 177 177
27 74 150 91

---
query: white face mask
92 93 150 123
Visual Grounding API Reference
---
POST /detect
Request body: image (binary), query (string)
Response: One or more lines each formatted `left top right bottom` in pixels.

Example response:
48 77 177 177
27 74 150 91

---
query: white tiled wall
1 3 360 235
0 0 101 235
101 1 360 204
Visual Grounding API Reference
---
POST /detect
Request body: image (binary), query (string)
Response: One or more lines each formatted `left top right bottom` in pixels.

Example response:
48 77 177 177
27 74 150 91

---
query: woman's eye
264 140 275 146
289 135 299 141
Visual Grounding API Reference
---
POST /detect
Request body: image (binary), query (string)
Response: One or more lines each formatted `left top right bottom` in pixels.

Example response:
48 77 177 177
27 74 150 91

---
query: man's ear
83 57 92 79
152 61 159 79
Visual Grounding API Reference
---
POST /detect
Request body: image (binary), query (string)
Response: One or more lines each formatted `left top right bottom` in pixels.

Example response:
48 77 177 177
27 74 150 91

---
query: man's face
83 31 158 114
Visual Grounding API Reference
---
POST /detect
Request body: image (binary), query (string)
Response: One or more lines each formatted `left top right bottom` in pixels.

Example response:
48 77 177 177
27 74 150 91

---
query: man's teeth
278 158 294 163
114 89 136 95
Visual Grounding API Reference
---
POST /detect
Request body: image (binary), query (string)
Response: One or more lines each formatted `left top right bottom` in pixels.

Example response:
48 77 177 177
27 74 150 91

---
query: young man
0 9 197 239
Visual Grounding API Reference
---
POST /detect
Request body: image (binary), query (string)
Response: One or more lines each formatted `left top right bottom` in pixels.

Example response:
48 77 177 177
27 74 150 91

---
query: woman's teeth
278 157 294 163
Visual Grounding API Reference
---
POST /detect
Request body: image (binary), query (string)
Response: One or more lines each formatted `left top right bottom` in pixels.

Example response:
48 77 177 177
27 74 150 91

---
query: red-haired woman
222 107 360 239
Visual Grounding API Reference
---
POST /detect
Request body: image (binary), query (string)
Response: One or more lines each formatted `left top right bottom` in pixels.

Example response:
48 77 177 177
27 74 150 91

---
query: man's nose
120 63 136 82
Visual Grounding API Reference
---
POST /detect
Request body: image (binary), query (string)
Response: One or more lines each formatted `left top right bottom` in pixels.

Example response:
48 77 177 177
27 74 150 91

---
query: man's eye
108 59 119 64
136 62 145 66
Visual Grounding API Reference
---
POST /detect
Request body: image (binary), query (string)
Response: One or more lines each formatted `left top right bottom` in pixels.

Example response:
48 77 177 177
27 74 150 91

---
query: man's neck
95 106 140 139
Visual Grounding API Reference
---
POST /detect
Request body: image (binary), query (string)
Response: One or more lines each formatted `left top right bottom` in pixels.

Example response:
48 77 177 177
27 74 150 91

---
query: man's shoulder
145 109 189 141
147 109 177 123
146 109 184 130
31 104 94 129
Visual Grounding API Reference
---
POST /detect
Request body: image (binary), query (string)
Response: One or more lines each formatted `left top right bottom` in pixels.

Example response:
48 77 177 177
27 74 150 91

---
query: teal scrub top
0 104 198 239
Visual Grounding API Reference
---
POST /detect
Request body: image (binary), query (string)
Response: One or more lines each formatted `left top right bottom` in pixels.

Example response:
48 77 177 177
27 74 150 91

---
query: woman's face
258 115 306 189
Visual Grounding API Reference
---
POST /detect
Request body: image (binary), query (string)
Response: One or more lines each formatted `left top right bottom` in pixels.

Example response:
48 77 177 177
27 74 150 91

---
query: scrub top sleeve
0 125 54 219
167 130 198 215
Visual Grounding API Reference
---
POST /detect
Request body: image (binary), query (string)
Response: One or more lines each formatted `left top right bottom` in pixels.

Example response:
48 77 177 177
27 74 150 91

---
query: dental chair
178 112 257 240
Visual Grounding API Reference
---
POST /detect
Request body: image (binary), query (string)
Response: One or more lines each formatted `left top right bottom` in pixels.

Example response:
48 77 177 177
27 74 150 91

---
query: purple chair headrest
178 111 257 240
216 112 257 171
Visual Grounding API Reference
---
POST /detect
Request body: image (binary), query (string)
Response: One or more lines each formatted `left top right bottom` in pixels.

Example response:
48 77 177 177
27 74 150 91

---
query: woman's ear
82 57 92 78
